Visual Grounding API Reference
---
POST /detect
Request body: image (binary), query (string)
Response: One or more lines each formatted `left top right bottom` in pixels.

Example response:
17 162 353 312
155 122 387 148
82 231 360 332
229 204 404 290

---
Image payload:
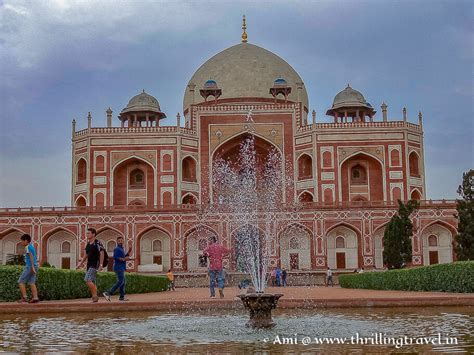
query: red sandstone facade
0 39 457 273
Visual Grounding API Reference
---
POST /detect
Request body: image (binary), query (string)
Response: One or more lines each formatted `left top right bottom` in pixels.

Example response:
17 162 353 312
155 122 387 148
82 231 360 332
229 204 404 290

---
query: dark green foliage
383 200 419 269
455 169 474 260
41 261 54 268
5 254 25 266
339 261 474 293
0 266 169 302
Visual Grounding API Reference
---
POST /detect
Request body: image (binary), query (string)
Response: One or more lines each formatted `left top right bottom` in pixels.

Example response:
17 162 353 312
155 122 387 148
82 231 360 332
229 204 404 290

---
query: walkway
1 286 473 314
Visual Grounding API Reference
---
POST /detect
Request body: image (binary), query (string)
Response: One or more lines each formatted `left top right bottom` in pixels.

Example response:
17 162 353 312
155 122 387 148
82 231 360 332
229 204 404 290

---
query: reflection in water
1 307 473 353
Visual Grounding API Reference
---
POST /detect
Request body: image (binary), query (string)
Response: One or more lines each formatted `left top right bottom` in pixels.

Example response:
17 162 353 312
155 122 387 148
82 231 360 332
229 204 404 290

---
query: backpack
95 240 109 268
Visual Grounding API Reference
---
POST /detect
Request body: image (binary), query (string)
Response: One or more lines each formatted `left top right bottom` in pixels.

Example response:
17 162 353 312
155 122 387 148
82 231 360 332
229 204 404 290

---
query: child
167 269 175 291
18 234 39 303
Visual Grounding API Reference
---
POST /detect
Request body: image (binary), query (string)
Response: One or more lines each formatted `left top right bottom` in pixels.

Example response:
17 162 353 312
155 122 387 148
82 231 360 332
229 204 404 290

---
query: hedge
0 266 169 302
339 261 474 293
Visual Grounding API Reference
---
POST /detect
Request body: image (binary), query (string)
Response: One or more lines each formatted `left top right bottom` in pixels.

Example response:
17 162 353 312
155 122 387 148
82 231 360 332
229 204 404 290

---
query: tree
455 169 474 260
383 200 420 269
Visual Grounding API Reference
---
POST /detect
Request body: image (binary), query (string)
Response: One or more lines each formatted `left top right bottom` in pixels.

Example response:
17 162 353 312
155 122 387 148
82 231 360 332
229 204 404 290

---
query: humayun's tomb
0 22 458 275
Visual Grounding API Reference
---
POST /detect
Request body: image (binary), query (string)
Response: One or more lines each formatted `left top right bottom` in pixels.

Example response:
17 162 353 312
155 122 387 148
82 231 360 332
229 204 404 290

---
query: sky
0 0 472 207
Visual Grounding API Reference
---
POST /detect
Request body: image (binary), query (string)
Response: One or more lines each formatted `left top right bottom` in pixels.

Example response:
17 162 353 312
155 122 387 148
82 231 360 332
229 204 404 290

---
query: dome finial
241 15 248 43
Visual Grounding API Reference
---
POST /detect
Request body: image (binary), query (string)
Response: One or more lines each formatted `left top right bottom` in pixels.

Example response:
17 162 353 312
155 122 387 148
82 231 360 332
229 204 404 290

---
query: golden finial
241 15 248 43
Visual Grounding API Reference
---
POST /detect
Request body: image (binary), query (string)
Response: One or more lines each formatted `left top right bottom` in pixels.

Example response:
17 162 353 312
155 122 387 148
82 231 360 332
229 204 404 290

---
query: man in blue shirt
103 236 132 301
18 234 39 303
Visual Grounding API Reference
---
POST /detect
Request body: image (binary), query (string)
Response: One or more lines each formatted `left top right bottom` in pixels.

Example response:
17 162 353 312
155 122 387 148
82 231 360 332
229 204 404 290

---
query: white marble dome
183 42 308 112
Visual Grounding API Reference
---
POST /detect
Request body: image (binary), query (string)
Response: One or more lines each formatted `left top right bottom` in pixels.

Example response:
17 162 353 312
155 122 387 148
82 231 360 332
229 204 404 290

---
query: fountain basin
237 293 283 328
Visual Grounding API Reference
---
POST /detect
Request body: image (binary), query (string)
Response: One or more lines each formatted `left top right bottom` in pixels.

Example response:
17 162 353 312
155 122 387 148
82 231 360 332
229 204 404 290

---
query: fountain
210 110 286 327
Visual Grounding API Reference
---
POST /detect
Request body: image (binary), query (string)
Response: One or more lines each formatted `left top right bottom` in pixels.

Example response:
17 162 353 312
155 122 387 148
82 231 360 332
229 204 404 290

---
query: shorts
18 267 37 285
84 268 98 283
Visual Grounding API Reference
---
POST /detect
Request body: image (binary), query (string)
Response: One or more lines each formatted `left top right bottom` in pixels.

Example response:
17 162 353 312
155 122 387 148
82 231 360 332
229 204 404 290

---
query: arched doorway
185 226 218 271
279 225 311 270
422 224 453 265
138 228 171 272
340 153 384 202
298 191 314 203
326 225 359 270
112 157 155 206
0 230 23 265
46 229 77 269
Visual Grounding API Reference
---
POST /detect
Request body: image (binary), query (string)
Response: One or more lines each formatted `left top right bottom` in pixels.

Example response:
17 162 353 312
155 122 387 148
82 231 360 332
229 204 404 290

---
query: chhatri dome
326 84 375 122
183 16 308 113
330 84 371 110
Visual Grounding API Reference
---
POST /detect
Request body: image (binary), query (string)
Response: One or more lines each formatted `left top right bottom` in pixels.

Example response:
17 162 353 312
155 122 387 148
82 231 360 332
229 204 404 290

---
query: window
289 237 299 249
299 191 313 202
336 236 345 248
182 194 197 204
182 157 197 182
130 168 145 189
428 235 437 246
409 152 420 177
298 154 312 179
350 164 367 184
61 241 71 253
77 159 87 184
153 239 162 252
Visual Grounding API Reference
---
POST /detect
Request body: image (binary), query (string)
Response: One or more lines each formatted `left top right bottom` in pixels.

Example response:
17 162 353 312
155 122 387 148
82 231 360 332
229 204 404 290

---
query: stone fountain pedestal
237 293 283 328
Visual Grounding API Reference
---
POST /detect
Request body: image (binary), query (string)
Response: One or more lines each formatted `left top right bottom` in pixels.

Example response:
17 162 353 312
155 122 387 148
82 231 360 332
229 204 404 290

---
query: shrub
339 261 474 293
0 266 169 302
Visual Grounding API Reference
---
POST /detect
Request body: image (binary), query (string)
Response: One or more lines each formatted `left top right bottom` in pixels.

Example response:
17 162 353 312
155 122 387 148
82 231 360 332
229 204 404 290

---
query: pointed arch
42 226 77 267
96 225 125 237
410 188 422 200
76 158 87 184
182 192 197 204
182 155 198 182
184 224 219 271
75 195 87 207
0 227 28 238
420 220 457 236
136 225 171 271
111 155 156 206
297 153 313 180
339 151 385 202
298 190 314 202
326 222 362 237
409 151 421 177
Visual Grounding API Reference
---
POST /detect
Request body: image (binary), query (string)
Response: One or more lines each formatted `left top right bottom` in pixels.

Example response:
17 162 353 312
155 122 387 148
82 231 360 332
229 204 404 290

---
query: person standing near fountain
326 267 334 287
76 228 105 302
203 236 229 298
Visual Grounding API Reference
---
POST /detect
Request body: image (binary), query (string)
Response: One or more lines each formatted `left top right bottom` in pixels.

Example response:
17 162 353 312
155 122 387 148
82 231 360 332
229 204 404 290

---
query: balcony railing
74 126 197 138
0 200 456 215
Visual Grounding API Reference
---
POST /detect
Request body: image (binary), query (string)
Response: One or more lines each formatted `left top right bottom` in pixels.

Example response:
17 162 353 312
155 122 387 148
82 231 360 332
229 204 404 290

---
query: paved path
1 286 473 314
